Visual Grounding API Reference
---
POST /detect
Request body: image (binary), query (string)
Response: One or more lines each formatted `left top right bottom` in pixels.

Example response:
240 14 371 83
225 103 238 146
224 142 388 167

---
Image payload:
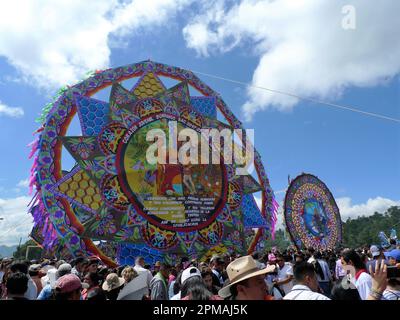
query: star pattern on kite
49 71 266 258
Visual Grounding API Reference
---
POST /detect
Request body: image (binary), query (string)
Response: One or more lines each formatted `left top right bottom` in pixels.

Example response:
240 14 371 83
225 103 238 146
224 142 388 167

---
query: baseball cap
384 249 400 262
370 245 381 257
181 267 202 284
55 274 88 293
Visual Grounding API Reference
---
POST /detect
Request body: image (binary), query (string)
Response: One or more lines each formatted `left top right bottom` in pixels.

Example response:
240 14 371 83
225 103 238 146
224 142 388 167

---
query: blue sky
0 0 399 245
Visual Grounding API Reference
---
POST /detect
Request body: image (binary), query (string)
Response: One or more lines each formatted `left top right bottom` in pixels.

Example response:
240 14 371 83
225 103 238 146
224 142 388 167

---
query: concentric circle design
29 61 277 266
284 174 342 250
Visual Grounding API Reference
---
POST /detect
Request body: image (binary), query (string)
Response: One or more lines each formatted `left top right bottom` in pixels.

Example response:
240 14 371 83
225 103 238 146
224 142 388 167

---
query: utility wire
190 69 400 124
0 217 33 241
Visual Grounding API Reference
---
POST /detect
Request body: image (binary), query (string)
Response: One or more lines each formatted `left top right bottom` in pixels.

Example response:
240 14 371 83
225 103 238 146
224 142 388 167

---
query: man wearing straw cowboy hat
218 255 276 300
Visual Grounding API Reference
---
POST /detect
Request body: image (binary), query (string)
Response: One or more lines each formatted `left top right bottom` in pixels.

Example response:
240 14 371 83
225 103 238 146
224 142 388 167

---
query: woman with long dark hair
341 249 372 300
180 276 222 300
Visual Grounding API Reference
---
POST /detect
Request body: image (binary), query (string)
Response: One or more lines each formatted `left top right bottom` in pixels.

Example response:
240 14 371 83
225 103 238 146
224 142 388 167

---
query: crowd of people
0 243 399 301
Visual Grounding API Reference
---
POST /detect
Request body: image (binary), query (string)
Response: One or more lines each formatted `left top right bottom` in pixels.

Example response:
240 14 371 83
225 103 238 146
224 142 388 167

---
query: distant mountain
0 245 17 258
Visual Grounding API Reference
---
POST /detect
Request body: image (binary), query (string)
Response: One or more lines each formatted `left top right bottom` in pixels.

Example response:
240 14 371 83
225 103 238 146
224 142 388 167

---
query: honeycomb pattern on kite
117 243 164 266
190 97 217 119
132 73 165 98
242 194 268 228
76 96 109 136
58 170 102 211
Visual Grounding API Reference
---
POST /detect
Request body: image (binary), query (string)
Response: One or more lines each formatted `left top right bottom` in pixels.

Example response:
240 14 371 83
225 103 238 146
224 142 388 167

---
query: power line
0 217 33 241
190 69 400 124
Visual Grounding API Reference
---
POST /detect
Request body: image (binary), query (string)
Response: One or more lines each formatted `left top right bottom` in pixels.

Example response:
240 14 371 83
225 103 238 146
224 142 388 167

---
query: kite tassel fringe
27 191 39 211
30 199 45 225
33 126 44 134
28 138 39 159
27 135 41 195
270 197 279 240
42 216 58 250
28 157 39 195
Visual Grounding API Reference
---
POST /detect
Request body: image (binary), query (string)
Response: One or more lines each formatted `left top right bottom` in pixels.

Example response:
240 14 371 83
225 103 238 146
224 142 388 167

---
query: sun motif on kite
28 61 278 266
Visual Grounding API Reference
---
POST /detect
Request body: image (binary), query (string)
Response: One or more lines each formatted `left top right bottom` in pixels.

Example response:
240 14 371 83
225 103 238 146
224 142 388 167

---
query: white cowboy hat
218 255 276 298
102 273 125 292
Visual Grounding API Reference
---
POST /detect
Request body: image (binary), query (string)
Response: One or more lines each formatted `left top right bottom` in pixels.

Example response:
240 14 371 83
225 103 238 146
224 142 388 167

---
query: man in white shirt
274 254 294 296
134 256 153 291
284 262 330 300
355 270 372 300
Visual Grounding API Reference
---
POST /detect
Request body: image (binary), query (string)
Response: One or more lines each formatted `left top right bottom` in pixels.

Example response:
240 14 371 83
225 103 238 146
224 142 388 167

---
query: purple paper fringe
270 197 279 240
28 120 59 250
27 137 40 195
30 203 58 250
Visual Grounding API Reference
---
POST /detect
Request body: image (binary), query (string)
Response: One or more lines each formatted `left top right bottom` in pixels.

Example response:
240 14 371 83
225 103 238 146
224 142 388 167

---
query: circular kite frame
284 173 342 251
30 60 278 265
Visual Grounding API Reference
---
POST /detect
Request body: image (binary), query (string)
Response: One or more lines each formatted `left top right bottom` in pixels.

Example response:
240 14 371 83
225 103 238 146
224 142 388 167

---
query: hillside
0 245 17 258
342 205 400 248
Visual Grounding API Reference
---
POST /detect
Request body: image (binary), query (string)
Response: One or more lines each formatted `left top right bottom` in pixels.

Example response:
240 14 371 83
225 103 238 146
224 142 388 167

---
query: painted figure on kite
182 165 196 194
303 200 329 239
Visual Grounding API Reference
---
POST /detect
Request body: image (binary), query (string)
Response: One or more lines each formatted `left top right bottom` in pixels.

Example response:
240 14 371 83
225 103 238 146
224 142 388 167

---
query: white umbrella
41 268 57 288
117 272 148 300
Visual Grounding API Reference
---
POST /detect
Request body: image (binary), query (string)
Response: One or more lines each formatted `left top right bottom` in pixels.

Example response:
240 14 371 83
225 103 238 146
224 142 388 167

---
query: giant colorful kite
28 61 278 266
284 173 342 251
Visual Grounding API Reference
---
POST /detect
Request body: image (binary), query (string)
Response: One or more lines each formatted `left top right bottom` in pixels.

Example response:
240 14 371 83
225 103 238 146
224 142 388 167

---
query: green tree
269 206 400 250
341 206 399 248
13 240 43 260
262 229 291 251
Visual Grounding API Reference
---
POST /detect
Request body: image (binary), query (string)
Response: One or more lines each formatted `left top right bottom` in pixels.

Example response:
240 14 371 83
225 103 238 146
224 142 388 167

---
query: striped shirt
382 289 400 300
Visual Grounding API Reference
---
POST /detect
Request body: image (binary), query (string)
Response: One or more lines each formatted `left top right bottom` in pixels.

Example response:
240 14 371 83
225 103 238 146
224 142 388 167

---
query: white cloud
0 0 192 89
0 196 33 246
274 189 287 195
0 101 24 118
16 179 30 188
336 196 400 221
112 0 192 36
183 0 400 120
